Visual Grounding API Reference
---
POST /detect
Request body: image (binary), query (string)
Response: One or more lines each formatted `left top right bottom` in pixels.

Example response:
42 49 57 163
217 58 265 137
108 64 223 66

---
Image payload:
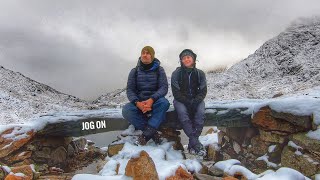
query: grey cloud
0 0 320 100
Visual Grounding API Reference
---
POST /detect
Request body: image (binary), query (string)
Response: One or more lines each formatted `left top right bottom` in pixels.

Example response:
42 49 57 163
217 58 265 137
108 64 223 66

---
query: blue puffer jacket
126 58 168 103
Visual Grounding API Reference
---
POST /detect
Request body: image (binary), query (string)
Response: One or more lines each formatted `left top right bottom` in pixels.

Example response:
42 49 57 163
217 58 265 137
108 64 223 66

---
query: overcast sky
0 0 320 101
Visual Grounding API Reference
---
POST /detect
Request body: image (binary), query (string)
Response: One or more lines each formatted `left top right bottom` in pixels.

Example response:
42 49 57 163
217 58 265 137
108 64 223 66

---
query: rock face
166 166 194 180
0 128 35 159
107 144 125 157
10 165 34 180
290 132 320 153
0 133 106 179
281 146 320 177
252 106 308 134
159 127 184 151
125 151 159 180
215 105 318 177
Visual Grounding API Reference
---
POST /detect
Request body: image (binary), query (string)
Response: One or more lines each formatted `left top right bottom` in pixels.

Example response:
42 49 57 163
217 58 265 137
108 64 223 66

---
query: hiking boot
188 143 206 157
134 135 148 146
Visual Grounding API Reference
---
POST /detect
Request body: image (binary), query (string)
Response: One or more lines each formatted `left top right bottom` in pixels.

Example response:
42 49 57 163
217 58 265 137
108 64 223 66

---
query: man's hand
144 98 154 108
136 101 145 111
139 98 154 113
142 106 152 113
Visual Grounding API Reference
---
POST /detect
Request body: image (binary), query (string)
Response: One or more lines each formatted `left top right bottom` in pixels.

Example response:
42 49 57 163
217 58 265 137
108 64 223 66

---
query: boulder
222 176 238 180
248 136 271 156
0 167 7 180
4 173 25 180
206 145 222 162
10 165 34 180
208 166 224 177
33 147 51 162
0 128 35 158
4 151 32 165
37 136 72 149
258 129 287 144
125 150 158 180
223 127 258 145
107 143 124 157
160 128 184 151
290 133 320 154
166 166 193 180
194 173 222 180
49 146 67 167
281 146 320 177
252 106 305 134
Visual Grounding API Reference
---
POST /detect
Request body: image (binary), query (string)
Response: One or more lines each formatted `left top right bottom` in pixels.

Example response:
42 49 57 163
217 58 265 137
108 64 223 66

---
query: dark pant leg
173 100 199 148
192 101 205 137
122 102 147 130
147 97 170 129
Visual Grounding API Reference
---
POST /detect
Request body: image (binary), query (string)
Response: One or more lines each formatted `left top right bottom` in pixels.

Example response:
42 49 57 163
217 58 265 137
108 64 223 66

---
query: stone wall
0 128 106 179
206 105 319 178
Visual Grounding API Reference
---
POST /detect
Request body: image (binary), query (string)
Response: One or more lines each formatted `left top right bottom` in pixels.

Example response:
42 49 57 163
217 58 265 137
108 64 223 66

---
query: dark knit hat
179 49 197 61
141 46 155 60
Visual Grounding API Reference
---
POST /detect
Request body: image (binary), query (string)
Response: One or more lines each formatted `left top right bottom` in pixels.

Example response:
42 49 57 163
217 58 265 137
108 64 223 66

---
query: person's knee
122 103 136 116
173 100 187 111
176 110 190 122
154 98 170 110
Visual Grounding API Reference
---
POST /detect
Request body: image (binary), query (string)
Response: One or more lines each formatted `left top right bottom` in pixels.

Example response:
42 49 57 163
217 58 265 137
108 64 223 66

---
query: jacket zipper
188 71 193 96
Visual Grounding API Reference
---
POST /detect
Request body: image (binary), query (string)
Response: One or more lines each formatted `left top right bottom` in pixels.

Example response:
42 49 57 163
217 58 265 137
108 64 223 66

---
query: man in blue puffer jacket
122 46 170 145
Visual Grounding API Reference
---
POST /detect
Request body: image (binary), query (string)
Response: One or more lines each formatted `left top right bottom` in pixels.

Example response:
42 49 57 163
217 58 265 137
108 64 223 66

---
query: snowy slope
206 17 320 101
94 17 320 106
0 66 90 124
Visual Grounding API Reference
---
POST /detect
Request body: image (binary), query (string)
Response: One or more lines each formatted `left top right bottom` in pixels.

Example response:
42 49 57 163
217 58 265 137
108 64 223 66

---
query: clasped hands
136 98 154 113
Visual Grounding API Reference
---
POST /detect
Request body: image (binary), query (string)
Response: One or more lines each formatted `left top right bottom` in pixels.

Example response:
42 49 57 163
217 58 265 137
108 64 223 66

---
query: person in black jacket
171 49 207 156
122 46 170 145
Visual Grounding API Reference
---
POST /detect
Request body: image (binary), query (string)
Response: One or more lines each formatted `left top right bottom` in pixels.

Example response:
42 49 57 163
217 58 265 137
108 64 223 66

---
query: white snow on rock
306 128 320 140
120 125 142 136
213 159 310 180
288 141 303 150
199 130 219 149
213 159 241 171
256 154 278 168
206 85 320 126
76 141 202 180
268 145 277 153
288 141 304 156
226 165 259 179
72 174 132 180
256 167 311 180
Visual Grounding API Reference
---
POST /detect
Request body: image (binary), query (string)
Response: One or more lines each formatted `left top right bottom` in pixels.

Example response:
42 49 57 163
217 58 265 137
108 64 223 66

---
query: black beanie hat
179 49 197 61
179 49 197 67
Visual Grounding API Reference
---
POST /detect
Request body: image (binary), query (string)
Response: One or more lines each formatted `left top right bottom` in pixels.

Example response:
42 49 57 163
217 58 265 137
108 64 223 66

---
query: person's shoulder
171 67 181 78
196 68 206 76
171 67 181 76
129 67 138 75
